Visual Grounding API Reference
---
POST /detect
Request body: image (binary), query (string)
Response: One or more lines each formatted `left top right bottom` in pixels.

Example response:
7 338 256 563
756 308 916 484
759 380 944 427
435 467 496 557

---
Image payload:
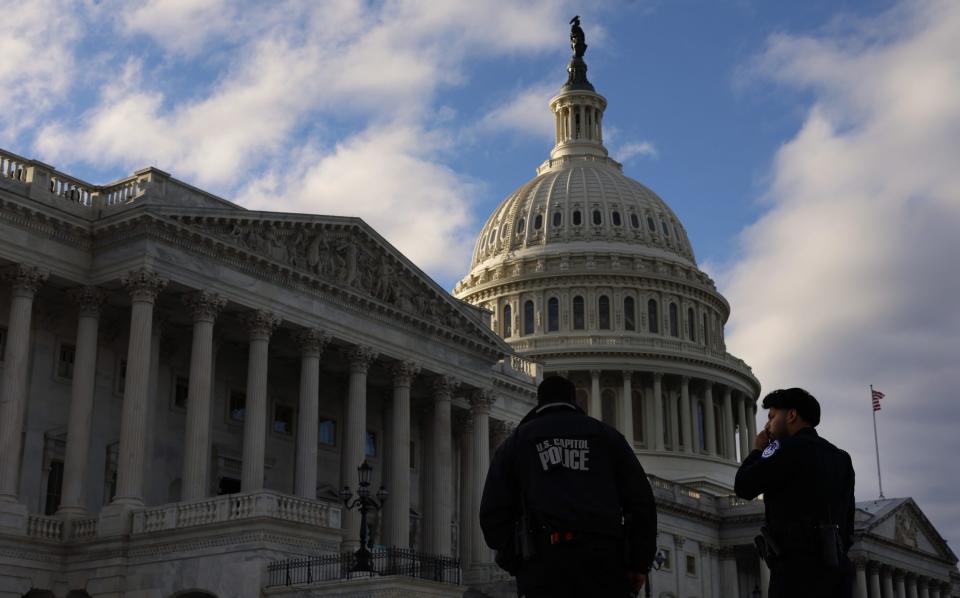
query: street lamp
644 550 667 598
340 460 388 572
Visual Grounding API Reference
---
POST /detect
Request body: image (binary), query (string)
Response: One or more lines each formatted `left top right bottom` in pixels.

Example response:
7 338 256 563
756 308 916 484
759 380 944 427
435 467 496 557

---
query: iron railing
266 548 461 587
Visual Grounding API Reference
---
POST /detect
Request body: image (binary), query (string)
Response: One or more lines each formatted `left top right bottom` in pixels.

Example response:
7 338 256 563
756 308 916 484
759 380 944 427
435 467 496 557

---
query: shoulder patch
761 439 780 459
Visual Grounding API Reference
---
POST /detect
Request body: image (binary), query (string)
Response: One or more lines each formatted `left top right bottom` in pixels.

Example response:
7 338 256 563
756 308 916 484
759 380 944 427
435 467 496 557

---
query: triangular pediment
858 498 957 562
147 207 510 356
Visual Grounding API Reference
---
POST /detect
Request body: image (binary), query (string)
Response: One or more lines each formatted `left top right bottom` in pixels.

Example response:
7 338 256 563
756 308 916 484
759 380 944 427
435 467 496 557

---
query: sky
2 0 958 550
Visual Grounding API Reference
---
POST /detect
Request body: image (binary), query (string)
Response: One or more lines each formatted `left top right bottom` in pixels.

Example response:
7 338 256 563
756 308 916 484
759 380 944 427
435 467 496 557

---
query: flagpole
871 384 884 499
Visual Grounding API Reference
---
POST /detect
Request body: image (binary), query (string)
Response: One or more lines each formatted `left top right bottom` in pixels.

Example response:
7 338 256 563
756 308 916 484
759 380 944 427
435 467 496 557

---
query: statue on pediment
895 511 919 548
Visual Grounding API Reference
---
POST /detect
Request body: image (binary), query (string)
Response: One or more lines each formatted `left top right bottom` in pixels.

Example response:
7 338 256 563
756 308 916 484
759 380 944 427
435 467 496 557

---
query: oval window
612 211 622 226
517 218 525 234
661 220 670 236
534 214 543 230
647 216 656 232
553 212 562 227
630 213 640 229
573 210 582 226
592 210 602 225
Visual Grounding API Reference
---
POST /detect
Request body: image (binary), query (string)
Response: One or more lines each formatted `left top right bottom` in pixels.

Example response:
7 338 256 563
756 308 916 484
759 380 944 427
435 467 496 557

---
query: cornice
0 193 93 250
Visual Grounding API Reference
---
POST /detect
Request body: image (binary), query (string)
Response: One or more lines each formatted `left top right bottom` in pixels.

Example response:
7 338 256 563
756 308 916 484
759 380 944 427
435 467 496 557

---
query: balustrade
49 173 95 206
0 150 27 181
26 515 64 541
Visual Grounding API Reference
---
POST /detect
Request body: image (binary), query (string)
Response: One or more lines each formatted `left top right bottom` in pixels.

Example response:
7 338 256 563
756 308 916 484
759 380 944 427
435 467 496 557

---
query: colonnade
854 560 952 598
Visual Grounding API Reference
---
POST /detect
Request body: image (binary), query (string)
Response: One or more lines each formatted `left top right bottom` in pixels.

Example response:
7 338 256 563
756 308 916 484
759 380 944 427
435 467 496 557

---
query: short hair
537 376 576 406
761 388 821 427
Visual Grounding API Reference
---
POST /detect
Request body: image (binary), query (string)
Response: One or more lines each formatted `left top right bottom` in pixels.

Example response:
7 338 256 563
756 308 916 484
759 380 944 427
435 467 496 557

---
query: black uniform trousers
519 538 631 598
768 555 854 598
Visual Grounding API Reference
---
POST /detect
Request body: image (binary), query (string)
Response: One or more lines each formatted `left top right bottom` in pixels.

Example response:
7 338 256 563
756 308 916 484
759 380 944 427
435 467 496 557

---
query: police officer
479 376 657 598
735 388 856 598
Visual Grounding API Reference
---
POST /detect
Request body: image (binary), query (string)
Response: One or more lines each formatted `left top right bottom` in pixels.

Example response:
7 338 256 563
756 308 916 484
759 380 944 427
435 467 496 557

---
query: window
44 460 64 515
703 313 710 346
598 295 611 330
687 308 696 342
669 303 679 337
218 477 241 495
624 297 636 331
573 210 582 226
56 342 76 379
573 296 585 330
0 326 6 361
319 417 337 447
647 216 656 232
229 389 246 422
547 298 560 332
553 212 562 227
630 213 640 229
273 403 294 435
365 431 378 458
612 211 622 226
662 220 670 236
631 390 644 443
592 210 602 225
647 299 659 334
686 554 697 575
674 224 682 240
410 440 416 470
601 389 617 426
660 548 672 570
115 358 128 395
696 401 706 451
534 214 543 230
516 218 525 234
503 304 512 338
173 375 189 410
523 300 535 335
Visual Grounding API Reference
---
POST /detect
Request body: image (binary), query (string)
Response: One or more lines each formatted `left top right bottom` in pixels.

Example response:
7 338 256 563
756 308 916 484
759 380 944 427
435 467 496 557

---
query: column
719 549 740 598
668 387 680 451
456 410 473 564
737 393 750 462
240 310 280 491
929 582 940 598
0 265 48 503
853 561 868 598
341 345 377 550
113 268 167 507
589 370 602 420
620 371 634 446
55 287 105 516
704 382 717 457
180 291 226 501
895 571 907 598
870 565 883 598
907 575 918 598
721 386 737 461
759 556 770 598
883 566 895 598
748 400 759 442
652 373 665 451
918 578 929 598
293 329 329 499
429 376 457 555
469 390 496 565
385 361 419 548
680 377 692 453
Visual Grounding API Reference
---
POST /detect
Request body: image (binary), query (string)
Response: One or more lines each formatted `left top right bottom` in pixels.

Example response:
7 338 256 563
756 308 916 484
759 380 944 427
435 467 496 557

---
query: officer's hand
753 428 771 452
627 572 646 592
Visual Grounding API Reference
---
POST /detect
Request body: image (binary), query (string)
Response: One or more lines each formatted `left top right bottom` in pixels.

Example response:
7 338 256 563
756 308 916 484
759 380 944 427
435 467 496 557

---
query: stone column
180 291 226 501
719 549 740 598
722 387 735 460
759 556 770 598
293 329 329 499
703 382 717 457
113 268 167 507
589 369 602 420
928 582 940 598
680 377 692 453
918 578 929 598
620 371 634 446
870 565 883 598
895 571 907 598
853 561 868 598
469 389 496 565
456 410 473 564
737 393 750 462
748 400 759 442
883 566 895 598
429 376 457 555
56 287 105 516
907 575 919 598
240 310 280 491
668 387 680 451
341 345 377 550
652 373 665 451
0 265 48 504
385 361 419 548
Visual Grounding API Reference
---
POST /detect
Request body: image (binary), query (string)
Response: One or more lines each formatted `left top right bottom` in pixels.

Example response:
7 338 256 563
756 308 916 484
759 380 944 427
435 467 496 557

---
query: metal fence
266 548 461 587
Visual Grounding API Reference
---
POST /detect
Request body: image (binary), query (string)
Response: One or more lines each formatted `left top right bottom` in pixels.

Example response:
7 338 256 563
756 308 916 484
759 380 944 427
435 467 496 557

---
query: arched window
592 210 602 225
612 211 622 226
669 303 679 337
624 297 636 331
662 219 670 236
573 210 582 226
630 213 640 229
674 224 681 239
534 214 543 230
662 395 671 444
714 404 725 456
523 300 535 335
647 216 656 232
647 299 659 334
631 389 644 443
547 297 559 332
696 400 706 451
687 307 696 341
598 295 611 329
601 389 617 426
503 304 512 338
703 312 710 346
553 212 562 227
516 218 525 234
573 296 585 330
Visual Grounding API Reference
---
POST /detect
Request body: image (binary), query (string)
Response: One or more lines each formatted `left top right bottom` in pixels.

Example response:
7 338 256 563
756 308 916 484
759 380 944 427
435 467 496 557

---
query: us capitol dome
454 27 761 492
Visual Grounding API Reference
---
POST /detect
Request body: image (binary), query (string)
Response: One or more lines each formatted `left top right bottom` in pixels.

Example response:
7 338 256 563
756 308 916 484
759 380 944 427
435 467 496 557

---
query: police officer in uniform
479 376 657 598
735 388 856 598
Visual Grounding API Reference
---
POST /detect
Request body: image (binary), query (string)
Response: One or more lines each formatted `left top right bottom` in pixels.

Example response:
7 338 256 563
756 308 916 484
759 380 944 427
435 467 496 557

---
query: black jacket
735 427 856 553
479 401 657 573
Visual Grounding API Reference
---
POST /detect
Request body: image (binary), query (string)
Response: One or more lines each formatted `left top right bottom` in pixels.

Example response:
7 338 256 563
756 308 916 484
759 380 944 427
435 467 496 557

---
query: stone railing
49 171 96 206
26 515 64 542
71 517 98 540
0 148 28 182
132 490 342 535
495 354 541 384
101 175 142 206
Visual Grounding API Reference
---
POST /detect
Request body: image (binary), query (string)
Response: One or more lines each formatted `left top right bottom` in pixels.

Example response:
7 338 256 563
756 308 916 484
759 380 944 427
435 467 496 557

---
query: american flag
872 389 885 412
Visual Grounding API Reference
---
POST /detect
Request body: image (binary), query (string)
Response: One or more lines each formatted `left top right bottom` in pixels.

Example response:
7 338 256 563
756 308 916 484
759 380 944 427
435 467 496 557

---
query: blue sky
3 0 958 549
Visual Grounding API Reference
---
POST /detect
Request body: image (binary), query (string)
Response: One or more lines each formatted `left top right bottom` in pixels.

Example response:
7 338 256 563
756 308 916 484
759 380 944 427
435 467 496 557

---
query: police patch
761 439 780 459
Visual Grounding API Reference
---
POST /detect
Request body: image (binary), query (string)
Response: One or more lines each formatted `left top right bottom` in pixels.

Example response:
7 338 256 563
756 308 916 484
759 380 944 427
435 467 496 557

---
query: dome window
598 295 611 330
647 216 656 232
573 210 582 226
624 297 636 331
573 296 585 330
674 224 681 240
669 303 679 337
552 212 562 227
516 218 525 234
488 229 496 246
612 211 622 226
647 299 659 334
547 297 559 332
534 214 543 230
503 304 512 338
592 210 602 225
662 220 670 237
523 300 535 335
630 213 640 229
687 307 696 342
500 224 508 240
702 312 710 346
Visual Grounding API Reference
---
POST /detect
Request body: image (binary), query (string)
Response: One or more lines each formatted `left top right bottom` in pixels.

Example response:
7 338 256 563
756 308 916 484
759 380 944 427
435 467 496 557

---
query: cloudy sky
3 0 958 548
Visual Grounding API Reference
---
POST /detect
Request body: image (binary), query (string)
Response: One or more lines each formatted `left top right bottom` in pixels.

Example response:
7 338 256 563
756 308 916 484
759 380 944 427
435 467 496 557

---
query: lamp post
644 550 667 598
340 460 388 572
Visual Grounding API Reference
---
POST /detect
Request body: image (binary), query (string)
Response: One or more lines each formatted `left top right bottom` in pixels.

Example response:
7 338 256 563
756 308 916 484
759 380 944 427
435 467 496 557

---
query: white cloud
723 0 960 545
472 82 559 141
615 140 658 162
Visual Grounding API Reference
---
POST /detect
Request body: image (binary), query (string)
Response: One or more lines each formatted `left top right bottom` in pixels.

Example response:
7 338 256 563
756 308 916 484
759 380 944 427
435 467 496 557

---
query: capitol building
0 25 957 598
